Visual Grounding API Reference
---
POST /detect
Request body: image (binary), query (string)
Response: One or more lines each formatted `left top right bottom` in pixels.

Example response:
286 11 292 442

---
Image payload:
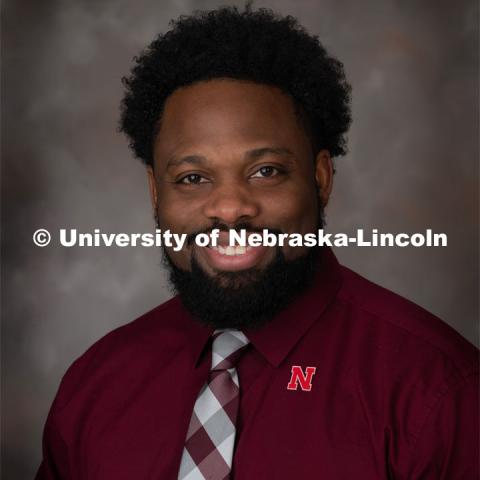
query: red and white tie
178 329 250 480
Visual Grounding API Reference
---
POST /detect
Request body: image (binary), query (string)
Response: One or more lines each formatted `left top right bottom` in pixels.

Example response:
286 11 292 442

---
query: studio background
2 0 478 478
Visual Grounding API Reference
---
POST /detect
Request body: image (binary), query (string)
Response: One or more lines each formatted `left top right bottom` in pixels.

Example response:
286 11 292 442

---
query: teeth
211 245 250 256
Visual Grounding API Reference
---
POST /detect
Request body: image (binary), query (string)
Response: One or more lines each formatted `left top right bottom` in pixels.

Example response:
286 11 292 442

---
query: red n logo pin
287 365 317 391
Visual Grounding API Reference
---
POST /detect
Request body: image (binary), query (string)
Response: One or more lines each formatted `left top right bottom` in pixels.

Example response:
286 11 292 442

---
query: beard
163 245 319 330
162 226 323 330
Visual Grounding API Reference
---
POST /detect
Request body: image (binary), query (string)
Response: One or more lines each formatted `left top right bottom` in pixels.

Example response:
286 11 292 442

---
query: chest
65 358 385 479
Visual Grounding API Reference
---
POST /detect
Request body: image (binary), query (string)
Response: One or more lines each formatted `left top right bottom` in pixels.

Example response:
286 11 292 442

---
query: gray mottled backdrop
2 0 478 478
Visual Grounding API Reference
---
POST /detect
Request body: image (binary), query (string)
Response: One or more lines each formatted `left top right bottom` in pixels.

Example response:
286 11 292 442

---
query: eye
251 166 280 178
177 173 208 185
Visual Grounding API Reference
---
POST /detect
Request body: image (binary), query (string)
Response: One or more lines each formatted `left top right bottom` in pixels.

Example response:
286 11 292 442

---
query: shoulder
51 296 188 412
333 264 478 453
77 295 185 362
336 264 478 377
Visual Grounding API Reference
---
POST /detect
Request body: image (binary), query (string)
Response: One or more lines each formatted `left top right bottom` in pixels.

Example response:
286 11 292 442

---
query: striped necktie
178 329 250 480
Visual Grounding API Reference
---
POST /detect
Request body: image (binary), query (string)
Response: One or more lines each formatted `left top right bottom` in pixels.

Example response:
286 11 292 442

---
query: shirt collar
244 246 342 367
180 246 342 369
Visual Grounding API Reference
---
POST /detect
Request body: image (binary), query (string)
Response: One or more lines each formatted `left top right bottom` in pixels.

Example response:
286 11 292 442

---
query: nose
202 183 260 225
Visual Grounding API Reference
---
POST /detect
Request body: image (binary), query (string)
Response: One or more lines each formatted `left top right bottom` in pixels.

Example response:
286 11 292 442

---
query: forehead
154 79 311 161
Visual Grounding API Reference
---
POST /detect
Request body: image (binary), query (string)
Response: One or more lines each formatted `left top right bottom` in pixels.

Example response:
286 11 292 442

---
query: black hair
120 5 352 166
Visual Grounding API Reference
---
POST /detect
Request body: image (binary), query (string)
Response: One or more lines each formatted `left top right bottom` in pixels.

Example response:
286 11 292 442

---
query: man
36 6 478 479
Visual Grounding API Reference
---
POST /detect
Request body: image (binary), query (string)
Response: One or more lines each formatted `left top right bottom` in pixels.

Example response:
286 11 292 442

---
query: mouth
196 242 271 272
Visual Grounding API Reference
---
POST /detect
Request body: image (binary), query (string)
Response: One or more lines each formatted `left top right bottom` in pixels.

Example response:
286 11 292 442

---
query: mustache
186 222 284 246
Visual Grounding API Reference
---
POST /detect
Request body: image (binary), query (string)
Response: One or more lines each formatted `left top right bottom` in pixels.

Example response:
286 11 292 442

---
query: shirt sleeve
35 413 70 480
403 372 479 479
35 341 94 479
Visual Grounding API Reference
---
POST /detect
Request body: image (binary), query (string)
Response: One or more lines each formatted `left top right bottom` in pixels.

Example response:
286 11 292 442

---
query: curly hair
120 5 352 167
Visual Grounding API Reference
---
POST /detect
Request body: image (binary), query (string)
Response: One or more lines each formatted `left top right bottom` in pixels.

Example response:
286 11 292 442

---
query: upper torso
37 248 479 479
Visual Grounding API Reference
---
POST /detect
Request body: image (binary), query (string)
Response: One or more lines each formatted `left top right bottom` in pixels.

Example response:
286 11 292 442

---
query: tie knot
211 329 250 370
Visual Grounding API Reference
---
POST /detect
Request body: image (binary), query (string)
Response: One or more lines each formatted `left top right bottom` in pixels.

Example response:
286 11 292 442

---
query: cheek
261 183 319 261
156 189 203 233
155 191 207 271
262 182 319 232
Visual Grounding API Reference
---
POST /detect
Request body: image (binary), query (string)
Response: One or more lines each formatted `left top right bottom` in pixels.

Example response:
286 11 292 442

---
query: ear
314 149 334 207
146 165 158 214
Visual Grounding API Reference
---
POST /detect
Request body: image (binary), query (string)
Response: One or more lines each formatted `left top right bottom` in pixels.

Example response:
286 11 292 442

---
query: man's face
150 79 332 272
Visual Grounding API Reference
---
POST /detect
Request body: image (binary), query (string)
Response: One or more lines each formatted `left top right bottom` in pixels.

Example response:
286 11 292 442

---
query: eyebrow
166 155 206 169
166 146 295 169
245 147 294 160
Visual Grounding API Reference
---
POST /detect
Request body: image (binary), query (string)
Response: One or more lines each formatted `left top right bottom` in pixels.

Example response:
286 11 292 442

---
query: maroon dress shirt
36 248 479 479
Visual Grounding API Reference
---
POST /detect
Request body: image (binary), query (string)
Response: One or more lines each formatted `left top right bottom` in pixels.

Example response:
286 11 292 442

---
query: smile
209 245 252 256
197 243 271 271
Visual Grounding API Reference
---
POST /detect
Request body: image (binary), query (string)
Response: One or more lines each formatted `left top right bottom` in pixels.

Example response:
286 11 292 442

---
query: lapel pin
287 365 317 391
